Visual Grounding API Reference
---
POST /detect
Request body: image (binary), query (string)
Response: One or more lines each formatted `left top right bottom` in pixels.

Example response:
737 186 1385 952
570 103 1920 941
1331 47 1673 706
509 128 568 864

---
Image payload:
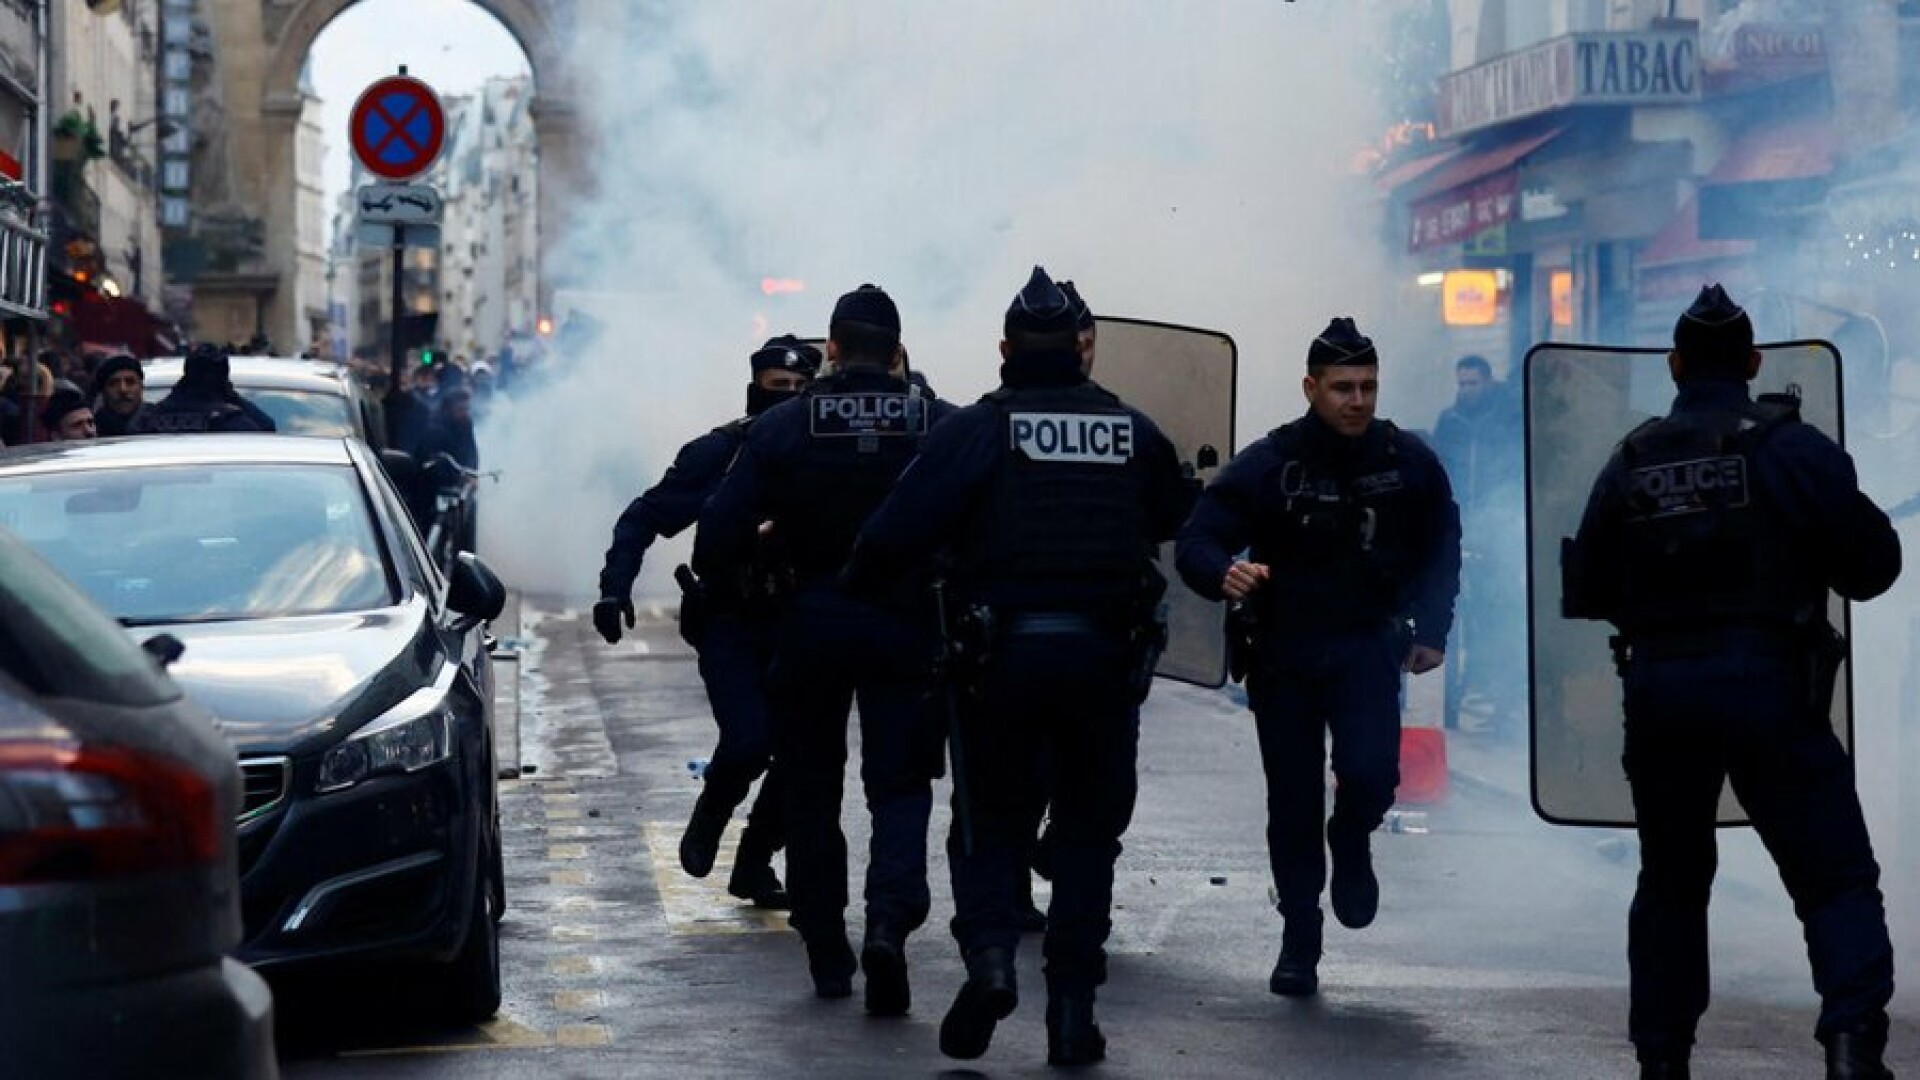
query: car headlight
316 685 456 794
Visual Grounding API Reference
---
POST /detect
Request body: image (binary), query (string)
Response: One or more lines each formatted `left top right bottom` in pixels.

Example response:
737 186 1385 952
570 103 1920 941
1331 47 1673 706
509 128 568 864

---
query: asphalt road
277 604 1920 1079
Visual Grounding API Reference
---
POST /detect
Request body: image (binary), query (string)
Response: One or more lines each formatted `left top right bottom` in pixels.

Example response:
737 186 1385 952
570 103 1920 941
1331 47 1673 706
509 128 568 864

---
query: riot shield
1525 341 1853 827
1092 317 1237 687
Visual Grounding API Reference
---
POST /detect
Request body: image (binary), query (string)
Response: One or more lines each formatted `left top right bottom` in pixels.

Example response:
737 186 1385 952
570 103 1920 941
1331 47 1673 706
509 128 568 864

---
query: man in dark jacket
91 354 147 437
132 345 275 434
1176 316 1460 999
1565 285 1900 1080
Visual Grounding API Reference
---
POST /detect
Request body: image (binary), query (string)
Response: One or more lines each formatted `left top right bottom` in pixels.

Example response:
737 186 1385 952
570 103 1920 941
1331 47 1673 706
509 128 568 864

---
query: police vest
777 373 930 579
1249 418 1424 628
1605 398 1813 634
132 398 247 434
960 383 1150 610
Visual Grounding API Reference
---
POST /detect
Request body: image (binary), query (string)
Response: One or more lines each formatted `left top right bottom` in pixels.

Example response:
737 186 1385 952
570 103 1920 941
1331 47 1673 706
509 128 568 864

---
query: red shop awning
1403 126 1565 202
1698 115 1835 240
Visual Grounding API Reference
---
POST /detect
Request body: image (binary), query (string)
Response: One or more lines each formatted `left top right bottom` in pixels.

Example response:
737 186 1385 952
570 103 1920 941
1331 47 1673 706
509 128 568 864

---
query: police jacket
694 367 953 591
1176 411 1461 648
131 384 275 434
598 418 750 599
844 358 1192 614
1569 379 1899 639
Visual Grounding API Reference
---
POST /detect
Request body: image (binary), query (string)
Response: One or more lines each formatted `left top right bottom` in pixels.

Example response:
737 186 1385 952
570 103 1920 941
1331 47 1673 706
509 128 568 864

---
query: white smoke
478 0 1403 602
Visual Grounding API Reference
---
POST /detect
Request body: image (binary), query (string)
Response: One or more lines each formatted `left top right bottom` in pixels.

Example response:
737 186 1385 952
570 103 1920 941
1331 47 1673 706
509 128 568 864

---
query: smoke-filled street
268 607 1920 1079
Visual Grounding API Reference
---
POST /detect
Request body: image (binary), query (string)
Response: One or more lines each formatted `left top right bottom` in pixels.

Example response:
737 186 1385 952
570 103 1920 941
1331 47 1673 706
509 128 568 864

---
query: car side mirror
141 633 186 669
447 552 507 623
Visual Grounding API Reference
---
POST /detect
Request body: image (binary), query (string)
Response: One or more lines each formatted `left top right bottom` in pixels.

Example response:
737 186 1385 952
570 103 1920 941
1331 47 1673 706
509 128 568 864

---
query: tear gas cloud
478 0 1414 602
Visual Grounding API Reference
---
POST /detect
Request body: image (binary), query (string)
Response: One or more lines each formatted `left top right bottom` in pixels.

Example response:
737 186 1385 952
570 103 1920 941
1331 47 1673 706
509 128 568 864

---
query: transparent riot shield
1092 317 1237 688
1525 341 1852 827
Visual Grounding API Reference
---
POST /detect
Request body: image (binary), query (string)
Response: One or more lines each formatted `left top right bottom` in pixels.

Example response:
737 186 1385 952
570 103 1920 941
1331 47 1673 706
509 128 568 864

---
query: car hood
141 597 439 755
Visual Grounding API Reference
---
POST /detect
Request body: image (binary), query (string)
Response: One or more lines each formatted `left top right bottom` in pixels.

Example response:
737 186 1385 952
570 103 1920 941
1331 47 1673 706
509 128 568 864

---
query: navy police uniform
694 286 954 1014
1567 286 1899 1079
1176 317 1460 996
132 347 275 434
846 269 1191 1067
595 336 821 906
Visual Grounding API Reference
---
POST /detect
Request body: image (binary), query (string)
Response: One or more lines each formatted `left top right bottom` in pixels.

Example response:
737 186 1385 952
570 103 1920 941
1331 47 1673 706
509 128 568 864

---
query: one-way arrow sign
358 182 443 226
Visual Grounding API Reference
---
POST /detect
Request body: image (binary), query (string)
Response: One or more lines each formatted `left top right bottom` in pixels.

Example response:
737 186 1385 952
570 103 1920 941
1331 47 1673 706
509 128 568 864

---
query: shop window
1550 270 1575 328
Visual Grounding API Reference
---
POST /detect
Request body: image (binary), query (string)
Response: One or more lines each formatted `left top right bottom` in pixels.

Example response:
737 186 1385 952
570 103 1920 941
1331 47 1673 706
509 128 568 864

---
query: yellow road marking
556 1024 612 1048
549 870 589 887
547 825 591 839
548 955 599 977
550 924 599 942
541 793 581 805
547 844 589 860
642 822 791 936
546 808 584 821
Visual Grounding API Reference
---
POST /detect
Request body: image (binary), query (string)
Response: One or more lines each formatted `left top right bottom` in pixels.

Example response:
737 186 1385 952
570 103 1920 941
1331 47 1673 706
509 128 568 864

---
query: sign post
349 66 446 411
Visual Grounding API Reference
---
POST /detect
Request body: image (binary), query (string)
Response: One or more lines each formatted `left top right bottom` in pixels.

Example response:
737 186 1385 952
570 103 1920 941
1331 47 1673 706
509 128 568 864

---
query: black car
0 435 508 1022
0 526 278 1078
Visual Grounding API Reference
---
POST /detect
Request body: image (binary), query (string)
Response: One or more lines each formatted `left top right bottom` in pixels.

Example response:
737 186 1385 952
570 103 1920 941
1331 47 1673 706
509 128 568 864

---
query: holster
1803 617 1847 718
673 564 710 651
1225 601 1260 685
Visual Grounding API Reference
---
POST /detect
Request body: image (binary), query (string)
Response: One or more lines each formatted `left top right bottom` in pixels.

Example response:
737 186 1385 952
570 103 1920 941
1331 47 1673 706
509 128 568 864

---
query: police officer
694 285 954 1014
132 345 276 433
844 267 1189 1067
1564 285 1899 1080
593 335 820 908
1175 317 1460 998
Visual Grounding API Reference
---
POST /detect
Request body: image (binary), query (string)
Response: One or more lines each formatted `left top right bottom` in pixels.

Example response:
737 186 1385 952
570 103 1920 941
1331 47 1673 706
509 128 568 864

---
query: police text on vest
1010 413 1134 465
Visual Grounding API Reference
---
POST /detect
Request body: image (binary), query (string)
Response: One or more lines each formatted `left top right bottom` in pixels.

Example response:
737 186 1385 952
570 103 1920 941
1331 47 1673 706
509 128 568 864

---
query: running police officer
845 268 1190 1068
1564 286 1899 1080
593 335 820 908
694 285 954 1015
1175 317 1460 998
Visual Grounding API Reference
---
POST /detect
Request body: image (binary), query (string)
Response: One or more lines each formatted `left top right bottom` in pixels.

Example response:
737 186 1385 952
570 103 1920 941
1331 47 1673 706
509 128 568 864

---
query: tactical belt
999 612 1109 637
1618 623 1802 661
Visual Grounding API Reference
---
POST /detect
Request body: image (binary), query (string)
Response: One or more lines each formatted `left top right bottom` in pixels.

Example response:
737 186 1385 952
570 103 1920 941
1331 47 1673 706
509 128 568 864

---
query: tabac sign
1436 27 1701 139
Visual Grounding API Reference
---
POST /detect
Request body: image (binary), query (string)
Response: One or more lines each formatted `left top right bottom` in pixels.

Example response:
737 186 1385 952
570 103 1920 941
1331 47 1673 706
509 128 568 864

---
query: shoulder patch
1009 412 1133 465
810 392 928 438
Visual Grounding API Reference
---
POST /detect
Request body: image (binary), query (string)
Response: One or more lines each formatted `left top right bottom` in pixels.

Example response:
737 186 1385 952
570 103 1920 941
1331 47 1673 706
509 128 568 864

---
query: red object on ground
1396 726 1449 805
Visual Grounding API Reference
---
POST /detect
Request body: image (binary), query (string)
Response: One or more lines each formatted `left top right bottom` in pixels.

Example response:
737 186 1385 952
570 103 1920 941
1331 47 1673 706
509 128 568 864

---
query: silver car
0 527 277 1079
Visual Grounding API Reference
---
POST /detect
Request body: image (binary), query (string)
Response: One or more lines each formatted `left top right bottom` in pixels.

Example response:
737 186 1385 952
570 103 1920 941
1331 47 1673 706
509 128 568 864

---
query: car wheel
429 865 502 1025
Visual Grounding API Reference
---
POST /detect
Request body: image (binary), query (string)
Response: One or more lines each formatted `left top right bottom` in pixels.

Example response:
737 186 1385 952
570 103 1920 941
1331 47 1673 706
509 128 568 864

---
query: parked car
143 356 389 450
0 435 509 1023
0 526 278 1079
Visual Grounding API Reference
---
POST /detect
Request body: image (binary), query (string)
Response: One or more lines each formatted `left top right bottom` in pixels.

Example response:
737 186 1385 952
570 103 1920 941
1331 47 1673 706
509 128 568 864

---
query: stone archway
196 0 585 353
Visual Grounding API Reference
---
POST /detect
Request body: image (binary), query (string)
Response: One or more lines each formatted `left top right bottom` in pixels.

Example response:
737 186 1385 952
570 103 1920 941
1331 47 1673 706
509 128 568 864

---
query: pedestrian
91 354 146 437
132 345 276 433
41 385 96 441
845 267 1192 1067
1431 353 1526 734
1175 316 1461 998
1562 285 1899 1080
694 284 954 1014
593 334 822 909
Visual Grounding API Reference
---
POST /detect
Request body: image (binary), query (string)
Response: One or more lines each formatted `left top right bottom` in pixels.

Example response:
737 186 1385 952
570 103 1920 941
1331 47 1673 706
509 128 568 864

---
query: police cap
830 284 901 334
1059 279 1095 332
183 342 231 384
750 333 822 378
1673 284 1754 361
1308 317 1378 369
1005 266 1079 337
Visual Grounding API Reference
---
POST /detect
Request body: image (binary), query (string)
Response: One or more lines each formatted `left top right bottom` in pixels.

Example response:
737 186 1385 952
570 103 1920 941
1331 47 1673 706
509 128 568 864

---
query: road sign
349 74 446 181
355 221 441 248
358 182 443 226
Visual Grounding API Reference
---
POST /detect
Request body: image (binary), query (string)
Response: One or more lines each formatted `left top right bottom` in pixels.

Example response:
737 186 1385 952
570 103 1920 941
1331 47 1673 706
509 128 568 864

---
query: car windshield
144 386 356 437
0 464 395 625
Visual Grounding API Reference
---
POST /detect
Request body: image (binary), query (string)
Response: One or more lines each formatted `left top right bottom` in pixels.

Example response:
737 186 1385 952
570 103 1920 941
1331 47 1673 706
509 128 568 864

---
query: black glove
593 596 635 644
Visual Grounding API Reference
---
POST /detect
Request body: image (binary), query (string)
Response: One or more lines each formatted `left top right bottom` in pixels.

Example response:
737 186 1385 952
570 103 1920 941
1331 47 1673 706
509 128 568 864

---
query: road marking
553 989 605 1012
548 955 600 977
548 844 589 860
642 822 791 935
547 825 591 839
541 793 581 805
556 1024 612 1048
549 870 590 887
546 808 584 821
339 1016 551 1056
550 924 599 942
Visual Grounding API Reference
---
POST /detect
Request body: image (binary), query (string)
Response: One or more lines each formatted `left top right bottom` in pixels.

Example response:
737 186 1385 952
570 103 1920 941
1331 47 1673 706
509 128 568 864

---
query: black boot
861 921 911 1017
1328 826 1379 930
1639 1060 1689 1080
678 789 730 879
727 827 788 908
939 946 1018 1060
1269 908 1323 997
1046 995 1106 1068
806 930 855 1000
1826 1027 1894 1079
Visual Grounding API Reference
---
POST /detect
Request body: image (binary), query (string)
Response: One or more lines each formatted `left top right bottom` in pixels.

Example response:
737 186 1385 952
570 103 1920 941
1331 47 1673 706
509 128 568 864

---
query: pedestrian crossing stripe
642 821 791 935
338 1016 555 1056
